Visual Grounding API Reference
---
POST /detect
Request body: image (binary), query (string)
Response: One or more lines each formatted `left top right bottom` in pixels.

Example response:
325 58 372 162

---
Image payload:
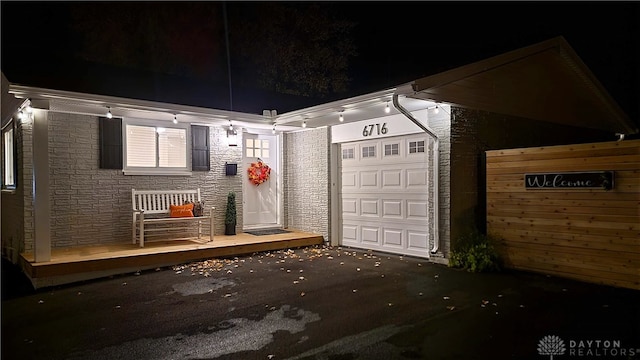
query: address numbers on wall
362 123 388 137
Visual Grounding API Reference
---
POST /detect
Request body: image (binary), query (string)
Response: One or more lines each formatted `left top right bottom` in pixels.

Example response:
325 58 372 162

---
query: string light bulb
339 112 344 122
434 105 440 114
228 119 233 130
385 102 390 114
173 115 178 124
272 124 276 134
302 120 307 128
106 107 113 119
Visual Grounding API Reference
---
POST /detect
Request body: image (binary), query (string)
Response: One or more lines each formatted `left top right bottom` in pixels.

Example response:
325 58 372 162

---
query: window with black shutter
191 125 210 171
99 116 123 169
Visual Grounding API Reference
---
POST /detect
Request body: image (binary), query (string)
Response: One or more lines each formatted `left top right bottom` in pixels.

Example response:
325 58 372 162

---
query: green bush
225 192 237 226
449 231 501 272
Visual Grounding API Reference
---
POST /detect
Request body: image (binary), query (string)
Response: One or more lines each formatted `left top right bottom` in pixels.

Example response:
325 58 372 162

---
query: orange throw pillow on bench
170 203 194 218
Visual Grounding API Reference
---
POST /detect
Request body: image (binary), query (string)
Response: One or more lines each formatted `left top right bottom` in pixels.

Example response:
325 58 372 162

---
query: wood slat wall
486 140 640 290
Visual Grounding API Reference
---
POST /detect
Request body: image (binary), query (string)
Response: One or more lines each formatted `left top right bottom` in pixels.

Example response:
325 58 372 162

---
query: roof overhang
403 36 638 135
7 84 301 132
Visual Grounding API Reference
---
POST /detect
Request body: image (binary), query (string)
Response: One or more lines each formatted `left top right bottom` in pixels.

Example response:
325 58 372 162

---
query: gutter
392 94 440 254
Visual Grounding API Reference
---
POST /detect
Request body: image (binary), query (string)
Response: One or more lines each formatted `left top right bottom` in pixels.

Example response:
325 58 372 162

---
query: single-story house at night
2 36 638 289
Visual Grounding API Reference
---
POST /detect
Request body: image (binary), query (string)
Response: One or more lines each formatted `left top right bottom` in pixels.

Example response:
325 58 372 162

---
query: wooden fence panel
486 140 640 290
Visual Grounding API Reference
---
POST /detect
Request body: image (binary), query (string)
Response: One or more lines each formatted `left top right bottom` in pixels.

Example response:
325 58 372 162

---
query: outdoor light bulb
302 121 307 128
107 108 113 119
385 103 390 113
339 113 344 122
272 125 276 134
173 116 178 124
434 105 440 114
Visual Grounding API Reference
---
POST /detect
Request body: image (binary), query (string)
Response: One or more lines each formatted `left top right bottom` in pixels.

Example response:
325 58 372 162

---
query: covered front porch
19 229 324 289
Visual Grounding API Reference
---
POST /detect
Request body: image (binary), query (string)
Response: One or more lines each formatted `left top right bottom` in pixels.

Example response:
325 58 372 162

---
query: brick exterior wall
449 107 613 249
283 127 330 242
11 112 243 250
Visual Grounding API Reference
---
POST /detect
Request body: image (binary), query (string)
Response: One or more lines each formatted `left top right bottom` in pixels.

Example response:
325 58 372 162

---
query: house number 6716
362 123 388 137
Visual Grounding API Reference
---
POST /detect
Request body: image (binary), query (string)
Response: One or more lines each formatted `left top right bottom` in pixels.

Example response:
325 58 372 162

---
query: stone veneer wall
17 112 242 250
283 127 330 242
1 117 32 261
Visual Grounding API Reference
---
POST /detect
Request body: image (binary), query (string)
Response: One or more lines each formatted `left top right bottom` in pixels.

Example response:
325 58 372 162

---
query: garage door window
409 141 425 154
362 146 376 158
384 143 399 156
342 148 354 159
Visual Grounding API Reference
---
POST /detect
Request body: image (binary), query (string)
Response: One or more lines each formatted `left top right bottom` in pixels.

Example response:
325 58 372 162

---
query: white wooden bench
132 189 215 247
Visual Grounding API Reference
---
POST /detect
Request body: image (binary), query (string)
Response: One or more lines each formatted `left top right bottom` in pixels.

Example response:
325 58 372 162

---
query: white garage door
340 134 431 258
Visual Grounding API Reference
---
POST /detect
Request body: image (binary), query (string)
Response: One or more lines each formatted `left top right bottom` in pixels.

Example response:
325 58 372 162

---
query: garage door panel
407 231 429 251
383 228 403 248
381 170 403 188
382 200 402 219
360 171 378 188
361 227 379 245
360 199 379 217
407 200 429 219
340 135 430 258
342 171 357 188
406 169 428 187
342 198 358 214
343 225 358 243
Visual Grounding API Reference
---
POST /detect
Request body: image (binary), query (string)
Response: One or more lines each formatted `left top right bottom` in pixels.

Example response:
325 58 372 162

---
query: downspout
392 94 440 254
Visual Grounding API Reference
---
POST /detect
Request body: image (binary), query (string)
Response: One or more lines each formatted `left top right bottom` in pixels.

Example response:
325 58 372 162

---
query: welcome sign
525 171 614 190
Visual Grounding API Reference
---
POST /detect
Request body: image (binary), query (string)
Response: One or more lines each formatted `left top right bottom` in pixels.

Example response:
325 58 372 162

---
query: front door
242 133 279 228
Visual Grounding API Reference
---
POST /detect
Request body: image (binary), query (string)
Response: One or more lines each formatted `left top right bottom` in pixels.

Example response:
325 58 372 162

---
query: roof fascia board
275 87 398 124
411 37 566 92
8 84 268 123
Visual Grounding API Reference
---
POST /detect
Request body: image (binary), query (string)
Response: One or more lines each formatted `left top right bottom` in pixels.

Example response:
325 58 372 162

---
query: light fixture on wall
385 102 391 114
339 112 344 122
227 128 238 146
25 102 33 114
17 110 24 120
106 107 113 119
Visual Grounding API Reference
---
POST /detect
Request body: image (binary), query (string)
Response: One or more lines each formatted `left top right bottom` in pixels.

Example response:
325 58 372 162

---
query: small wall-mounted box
225 163 238 176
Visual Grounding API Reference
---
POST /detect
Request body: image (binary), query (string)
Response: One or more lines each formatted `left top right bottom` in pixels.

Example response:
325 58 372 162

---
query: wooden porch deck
19 230 324 289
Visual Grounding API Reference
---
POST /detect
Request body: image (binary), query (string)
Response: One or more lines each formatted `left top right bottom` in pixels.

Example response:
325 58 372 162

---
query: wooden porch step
19 230 324 289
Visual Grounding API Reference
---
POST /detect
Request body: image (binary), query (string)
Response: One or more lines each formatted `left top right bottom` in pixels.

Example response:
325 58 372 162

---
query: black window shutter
99 117 123 169
191 125 210 171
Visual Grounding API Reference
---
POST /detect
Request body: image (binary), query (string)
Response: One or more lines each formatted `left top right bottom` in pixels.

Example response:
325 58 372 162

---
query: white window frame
408 140 425 154
2 120 16 189
362 145 376 158
122 118 191 176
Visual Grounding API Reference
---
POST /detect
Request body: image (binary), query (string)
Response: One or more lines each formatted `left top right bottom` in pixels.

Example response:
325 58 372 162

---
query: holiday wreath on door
247 160 271 185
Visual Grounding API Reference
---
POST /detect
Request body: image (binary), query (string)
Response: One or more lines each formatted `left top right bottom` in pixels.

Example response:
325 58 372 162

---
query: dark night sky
2 1 639 125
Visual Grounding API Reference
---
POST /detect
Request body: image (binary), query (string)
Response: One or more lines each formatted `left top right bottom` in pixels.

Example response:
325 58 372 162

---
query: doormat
245 229 291 236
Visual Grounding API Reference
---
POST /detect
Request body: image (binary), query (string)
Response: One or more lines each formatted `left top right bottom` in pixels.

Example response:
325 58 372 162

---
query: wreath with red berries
247 160 271 186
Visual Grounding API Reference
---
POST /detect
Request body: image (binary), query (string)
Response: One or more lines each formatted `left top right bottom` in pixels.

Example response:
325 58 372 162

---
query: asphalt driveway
2 245 639 360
